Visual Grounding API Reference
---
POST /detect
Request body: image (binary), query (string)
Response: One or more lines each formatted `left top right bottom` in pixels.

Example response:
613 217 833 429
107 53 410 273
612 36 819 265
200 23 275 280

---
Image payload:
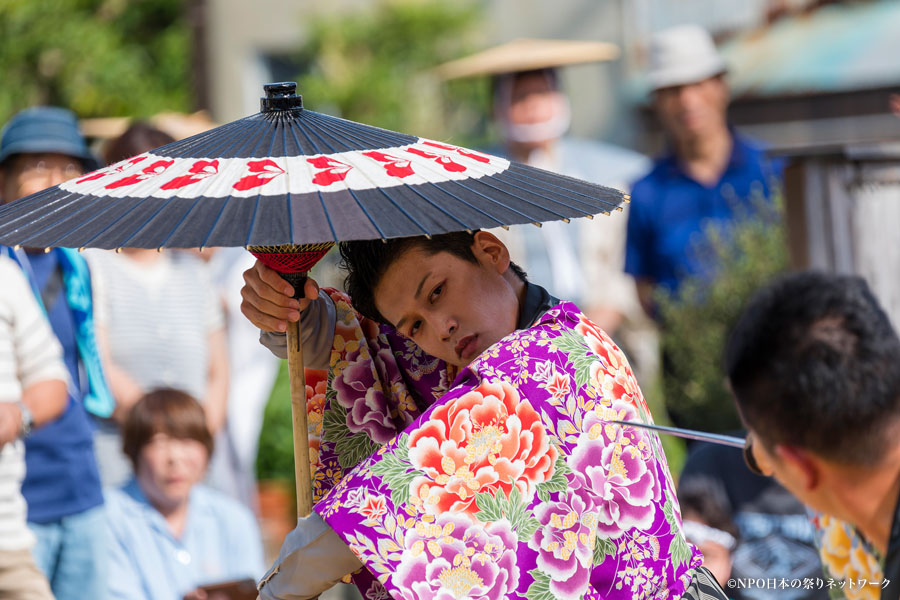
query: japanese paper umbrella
0 82 627 517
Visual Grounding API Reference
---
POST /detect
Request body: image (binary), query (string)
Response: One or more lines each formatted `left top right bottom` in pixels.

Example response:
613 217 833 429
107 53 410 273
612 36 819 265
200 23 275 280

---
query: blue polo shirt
19 251 104 523
624 133 782 295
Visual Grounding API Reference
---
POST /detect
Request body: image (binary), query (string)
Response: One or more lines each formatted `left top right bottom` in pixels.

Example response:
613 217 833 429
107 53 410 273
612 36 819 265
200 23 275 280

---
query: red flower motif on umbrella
77 156 148 184
160 160 219 190
233 159 286 191
406 147 467 173
307 156 353 186
422 140 491 164
363 151 414 178
105 159 175 189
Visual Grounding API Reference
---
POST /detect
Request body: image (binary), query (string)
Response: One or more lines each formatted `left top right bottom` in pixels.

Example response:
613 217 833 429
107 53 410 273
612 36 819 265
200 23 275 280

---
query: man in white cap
625 24 782 315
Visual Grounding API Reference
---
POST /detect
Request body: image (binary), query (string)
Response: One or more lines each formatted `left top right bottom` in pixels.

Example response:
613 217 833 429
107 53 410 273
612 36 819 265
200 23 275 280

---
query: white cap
647 24 726 91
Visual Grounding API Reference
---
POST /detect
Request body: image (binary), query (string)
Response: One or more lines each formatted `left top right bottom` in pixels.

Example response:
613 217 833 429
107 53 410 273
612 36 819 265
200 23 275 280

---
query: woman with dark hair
104 388 263 599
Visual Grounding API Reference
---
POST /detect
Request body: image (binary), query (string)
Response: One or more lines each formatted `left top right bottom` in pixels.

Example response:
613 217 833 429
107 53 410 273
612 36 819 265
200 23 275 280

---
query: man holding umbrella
243 232 728 599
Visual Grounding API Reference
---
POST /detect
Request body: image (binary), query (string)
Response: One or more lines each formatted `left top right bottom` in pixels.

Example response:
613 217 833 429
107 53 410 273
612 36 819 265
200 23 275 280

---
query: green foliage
368 434 419 507
535 452 571 502
474 485 541 543
524 569 557 600
657 198 788 433
294 0 490 145
0 0 191 123
593 537 616 566
256 360 295 483
322 399 379 470
553 330 596 389
663 490 694 569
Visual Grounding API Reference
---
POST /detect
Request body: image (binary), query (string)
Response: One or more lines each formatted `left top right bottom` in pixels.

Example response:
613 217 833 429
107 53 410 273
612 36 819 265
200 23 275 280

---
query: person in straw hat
436 39 660 389
243 229 732 599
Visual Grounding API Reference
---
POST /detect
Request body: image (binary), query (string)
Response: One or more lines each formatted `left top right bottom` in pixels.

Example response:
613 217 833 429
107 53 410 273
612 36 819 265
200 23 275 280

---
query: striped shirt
0 255 67 550
86 250 223 401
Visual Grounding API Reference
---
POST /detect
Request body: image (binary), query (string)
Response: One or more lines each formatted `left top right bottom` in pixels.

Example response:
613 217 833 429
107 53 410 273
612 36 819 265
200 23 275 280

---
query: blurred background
3 1 899 598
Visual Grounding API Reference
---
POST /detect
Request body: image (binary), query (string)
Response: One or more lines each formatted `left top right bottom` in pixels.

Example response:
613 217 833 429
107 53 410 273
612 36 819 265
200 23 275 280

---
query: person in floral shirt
243 231 723 600
727 272 900 600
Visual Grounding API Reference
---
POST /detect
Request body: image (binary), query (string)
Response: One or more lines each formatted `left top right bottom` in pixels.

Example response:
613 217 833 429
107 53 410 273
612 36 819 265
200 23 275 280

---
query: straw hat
435 38 620 80
647 25 726 91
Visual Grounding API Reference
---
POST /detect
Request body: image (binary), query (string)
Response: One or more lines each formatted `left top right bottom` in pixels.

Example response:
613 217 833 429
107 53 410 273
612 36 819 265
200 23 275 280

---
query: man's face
745 429 832 515
654 76 729 144
374 235 520 369
506 72 562 129
0 152 83 205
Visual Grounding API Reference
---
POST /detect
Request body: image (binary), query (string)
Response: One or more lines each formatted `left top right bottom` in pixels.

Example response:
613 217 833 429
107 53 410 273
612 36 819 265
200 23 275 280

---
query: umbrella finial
261 82 303 113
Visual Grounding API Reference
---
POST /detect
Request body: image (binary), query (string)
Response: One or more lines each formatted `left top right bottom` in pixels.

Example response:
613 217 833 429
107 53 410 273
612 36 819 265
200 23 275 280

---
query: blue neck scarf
2 245 114 418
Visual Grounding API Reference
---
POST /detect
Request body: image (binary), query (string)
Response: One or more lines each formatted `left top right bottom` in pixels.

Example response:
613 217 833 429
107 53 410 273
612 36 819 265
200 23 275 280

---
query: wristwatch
15 401 34 438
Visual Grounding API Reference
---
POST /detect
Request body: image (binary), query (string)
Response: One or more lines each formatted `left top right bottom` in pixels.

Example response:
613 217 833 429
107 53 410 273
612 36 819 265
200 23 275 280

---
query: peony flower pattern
394 514 519 600
529 473 598 600
406 379 557 519
332 342 398 444
815 513 884 600
572 402 662 538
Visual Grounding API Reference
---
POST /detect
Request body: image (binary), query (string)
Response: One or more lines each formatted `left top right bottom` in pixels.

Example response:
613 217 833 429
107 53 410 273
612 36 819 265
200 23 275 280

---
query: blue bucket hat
0 106 99 171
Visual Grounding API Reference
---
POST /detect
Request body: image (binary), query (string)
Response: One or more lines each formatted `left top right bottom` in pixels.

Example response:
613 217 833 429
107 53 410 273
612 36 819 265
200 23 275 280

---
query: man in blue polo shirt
0 107 114 600
625 25 781 314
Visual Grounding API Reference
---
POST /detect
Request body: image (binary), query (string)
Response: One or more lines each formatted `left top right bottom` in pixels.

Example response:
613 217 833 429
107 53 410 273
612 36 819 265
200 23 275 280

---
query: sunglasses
743 432 765 476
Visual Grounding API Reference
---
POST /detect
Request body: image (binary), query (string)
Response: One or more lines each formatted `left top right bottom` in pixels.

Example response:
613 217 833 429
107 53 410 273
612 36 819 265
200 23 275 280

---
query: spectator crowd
2 20 894 600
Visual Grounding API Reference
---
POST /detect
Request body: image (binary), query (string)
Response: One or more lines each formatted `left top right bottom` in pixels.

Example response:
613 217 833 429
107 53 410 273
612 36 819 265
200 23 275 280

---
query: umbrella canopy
0 82 625 253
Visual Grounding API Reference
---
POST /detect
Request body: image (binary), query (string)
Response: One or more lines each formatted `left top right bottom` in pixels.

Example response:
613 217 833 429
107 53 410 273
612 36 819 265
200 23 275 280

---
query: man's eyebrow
396 271 431 332
415 271 431 300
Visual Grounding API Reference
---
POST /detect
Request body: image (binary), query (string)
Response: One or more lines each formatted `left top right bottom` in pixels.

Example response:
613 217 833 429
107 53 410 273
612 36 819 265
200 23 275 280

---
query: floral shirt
305 289 702 599
814 513 886 600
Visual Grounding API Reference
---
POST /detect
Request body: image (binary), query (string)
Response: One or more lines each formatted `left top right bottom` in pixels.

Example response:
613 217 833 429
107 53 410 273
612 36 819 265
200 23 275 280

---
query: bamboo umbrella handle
286 304 313 518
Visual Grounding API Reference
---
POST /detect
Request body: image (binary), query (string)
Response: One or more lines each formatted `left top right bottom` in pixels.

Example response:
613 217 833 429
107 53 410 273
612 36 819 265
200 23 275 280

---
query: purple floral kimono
304 289 701 600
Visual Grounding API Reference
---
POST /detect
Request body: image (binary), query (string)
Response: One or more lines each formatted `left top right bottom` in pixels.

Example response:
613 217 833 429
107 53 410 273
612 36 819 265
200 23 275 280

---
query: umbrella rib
0 186 82 235
169 116 254 157
296 117 340 154
77 196 160 248
504 164 623 208
9 194 107 248
289 117 321 154
245 120 281 246
492 172 619 213
285 124 338 241
157 196 208 248
476 175 603 218
199 117 278 248
305 111 408 149
445 179 540 223
374 187 432 238
402 184 474 231
282 123 294 245
114 196 184 248
419 182 505 228
347 188 387 239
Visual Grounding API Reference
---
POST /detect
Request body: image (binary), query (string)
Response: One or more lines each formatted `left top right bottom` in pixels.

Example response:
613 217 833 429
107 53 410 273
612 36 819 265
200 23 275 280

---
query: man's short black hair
339 231 526 325
726 271 900 465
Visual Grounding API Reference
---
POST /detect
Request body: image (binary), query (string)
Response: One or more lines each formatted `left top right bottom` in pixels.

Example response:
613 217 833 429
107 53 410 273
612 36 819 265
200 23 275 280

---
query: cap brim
435 38 620 80
0 139 99 171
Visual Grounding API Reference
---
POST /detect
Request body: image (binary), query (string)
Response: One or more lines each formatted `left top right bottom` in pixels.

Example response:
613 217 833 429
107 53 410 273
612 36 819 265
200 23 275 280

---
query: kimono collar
517 281 559 330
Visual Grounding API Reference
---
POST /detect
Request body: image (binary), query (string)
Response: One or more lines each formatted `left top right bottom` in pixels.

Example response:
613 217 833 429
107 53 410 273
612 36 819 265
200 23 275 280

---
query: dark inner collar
517 281 559 330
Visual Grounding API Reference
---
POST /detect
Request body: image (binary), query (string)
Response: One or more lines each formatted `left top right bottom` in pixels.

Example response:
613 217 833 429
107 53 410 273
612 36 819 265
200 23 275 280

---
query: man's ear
471 231 511 275
775 444 820 491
